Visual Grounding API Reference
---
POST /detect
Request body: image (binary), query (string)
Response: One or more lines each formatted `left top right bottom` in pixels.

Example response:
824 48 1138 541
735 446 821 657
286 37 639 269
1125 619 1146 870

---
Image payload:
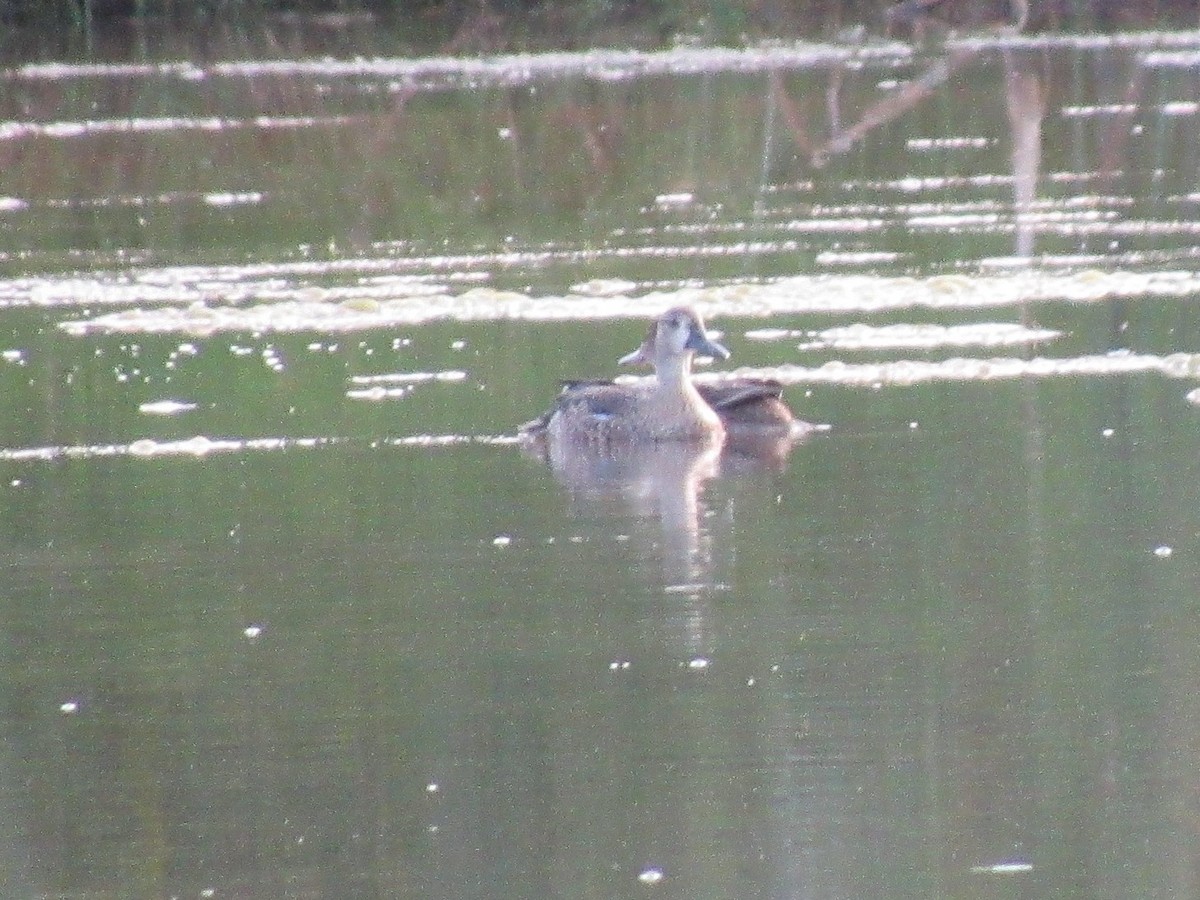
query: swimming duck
618 320 809 438
520 307 729 445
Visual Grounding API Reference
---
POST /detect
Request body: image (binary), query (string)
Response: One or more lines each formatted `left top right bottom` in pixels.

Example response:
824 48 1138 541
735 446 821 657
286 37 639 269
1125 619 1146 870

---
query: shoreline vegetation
3 1 1198 51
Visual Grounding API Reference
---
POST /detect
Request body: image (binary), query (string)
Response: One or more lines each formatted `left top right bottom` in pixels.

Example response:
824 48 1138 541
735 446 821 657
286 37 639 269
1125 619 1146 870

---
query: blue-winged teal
520 307 729 444
618 319 809 438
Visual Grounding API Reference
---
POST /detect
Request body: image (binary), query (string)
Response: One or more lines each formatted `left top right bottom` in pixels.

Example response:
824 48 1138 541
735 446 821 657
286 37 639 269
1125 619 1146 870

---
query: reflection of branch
826 67 845 134
814 49 977 163
442 1 507 55
886 0 1029 36
1096 66 1149 182
347 85 417 249
1005 54 1045 258
551 102 624 174
768 70 819 159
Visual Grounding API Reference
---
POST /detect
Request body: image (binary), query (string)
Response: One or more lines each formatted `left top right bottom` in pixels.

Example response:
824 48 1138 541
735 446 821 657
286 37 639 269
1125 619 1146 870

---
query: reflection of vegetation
7 0 1199 40
4 33 1198 281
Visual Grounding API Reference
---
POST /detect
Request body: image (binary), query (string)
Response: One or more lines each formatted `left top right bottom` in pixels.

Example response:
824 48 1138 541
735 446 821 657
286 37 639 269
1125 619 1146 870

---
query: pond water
4 19 1200 899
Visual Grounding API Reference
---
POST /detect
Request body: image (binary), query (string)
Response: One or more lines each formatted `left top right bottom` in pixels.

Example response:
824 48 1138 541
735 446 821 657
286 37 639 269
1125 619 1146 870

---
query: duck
519 307 729 445
618 319 810 439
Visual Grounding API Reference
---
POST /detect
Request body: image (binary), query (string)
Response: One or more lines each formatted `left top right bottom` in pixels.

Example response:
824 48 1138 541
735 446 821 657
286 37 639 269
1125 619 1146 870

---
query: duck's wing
520 380 637 437
555 381 638 420
696 379 785 412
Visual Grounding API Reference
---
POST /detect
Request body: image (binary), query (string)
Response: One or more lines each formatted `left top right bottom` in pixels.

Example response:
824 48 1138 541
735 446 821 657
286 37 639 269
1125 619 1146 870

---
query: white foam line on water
0 266 464 311
1143 50 1200 67
0 433 513 462
716 351 1200 387
7 43 915 87
11 34 1199 89
970 862 1033 875
0 435 333 462
348 370 469 385
385 434 517 447
138 400 199 416
795 322 1061 350
908 216 1200 236
906 136 992 150
950 31 1200 53
1061 103 1141 117
0 114 355 141
9 189 259 212
208 43 913 84
9 61 208 80
1162 101 1200 116
52 270 1200 334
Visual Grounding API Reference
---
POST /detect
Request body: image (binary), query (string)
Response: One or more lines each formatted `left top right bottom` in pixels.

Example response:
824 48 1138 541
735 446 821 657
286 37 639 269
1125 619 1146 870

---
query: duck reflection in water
520 307 811 584
534 438 724 585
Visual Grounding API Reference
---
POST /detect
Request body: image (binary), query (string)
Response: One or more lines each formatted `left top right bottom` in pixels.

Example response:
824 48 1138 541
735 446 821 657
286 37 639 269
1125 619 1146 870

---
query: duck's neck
654 348 693 393
655 349 715 416
650 349 723 439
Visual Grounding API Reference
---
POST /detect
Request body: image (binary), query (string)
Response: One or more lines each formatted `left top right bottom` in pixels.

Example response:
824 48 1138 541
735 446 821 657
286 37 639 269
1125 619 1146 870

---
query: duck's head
618 306 730 367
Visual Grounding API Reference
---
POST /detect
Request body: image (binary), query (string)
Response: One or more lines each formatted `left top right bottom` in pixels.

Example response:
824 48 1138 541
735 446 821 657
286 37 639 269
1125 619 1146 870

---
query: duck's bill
686 332 731 360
